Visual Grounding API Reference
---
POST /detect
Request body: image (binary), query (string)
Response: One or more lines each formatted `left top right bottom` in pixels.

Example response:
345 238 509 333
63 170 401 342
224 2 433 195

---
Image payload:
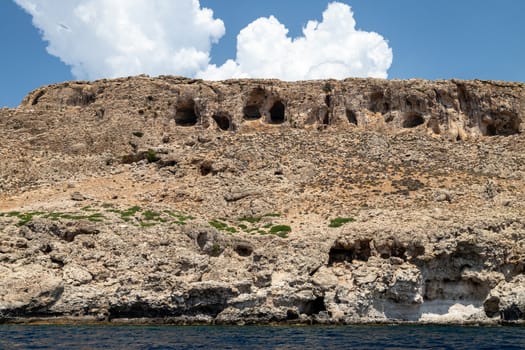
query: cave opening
243 105 261 120
300 297 326 316
369 91 389 114
483 112 521 136
269 100 286 124
486 124 497 136
243 88 266 120
402 113 425 128
328 239 372 266
234 244 253 257
212 113 231 131
346 109 358 125
175 99 198 126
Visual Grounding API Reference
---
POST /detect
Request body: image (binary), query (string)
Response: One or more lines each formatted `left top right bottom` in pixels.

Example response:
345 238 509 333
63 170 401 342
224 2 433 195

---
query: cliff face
19 76 525 138
0 76 524 325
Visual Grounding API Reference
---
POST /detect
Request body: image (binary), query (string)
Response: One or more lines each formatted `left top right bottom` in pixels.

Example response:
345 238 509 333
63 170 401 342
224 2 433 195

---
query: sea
0 325 524 349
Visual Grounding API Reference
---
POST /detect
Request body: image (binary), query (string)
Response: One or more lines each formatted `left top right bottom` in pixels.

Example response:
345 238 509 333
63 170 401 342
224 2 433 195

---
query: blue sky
1 0 524 107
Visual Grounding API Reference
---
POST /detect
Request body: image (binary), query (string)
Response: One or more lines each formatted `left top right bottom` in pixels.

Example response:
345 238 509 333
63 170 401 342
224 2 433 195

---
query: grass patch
142 210 161 221
13 211 45 226
329 217 355 228
164 210 194 225
140 210 167 226
87 213 105 222
209 220 237 234
0 210 106 226
0 205 205 227
269 225 292 235
119 206 141 220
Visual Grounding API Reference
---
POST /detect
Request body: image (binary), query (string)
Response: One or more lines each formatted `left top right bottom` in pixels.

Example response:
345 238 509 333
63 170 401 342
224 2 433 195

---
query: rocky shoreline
1 76 524 325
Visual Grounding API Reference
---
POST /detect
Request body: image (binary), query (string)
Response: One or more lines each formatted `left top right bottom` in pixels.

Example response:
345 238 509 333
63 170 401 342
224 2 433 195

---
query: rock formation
0 76 524 324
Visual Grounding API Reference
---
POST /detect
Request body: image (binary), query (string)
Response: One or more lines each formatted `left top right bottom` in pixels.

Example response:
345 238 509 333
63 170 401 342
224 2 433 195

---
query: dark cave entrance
328 239 372 266
346 109 358 125
243 88 265 120
175 99 198 126
212 113 231 131
269 100 286 124
402 113 425 128
299 297 326 316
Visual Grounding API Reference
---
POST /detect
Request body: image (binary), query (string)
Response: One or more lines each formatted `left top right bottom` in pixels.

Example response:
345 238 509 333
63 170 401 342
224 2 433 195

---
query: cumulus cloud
199 2 392 80
15 1 392 80
14 0 225 79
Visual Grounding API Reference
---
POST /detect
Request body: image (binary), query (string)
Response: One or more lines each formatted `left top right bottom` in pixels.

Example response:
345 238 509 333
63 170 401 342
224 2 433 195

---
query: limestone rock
0 76 524 325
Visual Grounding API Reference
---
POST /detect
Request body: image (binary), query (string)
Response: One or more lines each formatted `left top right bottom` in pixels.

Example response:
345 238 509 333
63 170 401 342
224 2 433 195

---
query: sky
1 0 524 107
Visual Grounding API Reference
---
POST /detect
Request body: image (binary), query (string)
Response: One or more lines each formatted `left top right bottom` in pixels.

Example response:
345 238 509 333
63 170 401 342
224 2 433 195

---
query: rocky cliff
0 76 524 324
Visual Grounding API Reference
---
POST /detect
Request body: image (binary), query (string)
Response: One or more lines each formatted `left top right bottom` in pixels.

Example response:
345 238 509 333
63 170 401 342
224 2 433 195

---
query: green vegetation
164 210 194 225
43 212 106 222
329 217 355 228
145 149 160 163
142 210 162 221
12 211 45 226
140 210 168 226
212 243 221 256
209 220 237 234
0 205 290 238
268 225 291 238
208 213 290 238
85 213 105 222
109 206 142 222
0 210 105 226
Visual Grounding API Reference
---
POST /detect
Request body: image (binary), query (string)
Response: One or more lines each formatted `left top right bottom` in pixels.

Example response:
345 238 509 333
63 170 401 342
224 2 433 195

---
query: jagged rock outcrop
0 76 524 324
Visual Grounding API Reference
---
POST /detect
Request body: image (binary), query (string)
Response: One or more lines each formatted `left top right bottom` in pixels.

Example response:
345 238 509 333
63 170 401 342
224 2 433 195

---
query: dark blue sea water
0 325 524 349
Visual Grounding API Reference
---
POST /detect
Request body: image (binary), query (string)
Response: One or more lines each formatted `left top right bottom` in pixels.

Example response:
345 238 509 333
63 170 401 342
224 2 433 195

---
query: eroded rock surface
0 76 524 324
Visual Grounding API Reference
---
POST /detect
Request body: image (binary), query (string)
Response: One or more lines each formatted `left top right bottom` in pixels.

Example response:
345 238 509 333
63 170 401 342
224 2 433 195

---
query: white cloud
198 2 393 80
14 0 225 79
15 1 392 81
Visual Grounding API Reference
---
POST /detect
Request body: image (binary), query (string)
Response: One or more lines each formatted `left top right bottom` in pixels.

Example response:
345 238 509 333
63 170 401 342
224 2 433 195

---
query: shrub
269 225 291 238
146 149 160 163
329 217 355 228
269 225 291 234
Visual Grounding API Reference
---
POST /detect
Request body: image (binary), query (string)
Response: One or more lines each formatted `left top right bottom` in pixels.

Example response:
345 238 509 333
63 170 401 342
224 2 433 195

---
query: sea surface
0 325 524 349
